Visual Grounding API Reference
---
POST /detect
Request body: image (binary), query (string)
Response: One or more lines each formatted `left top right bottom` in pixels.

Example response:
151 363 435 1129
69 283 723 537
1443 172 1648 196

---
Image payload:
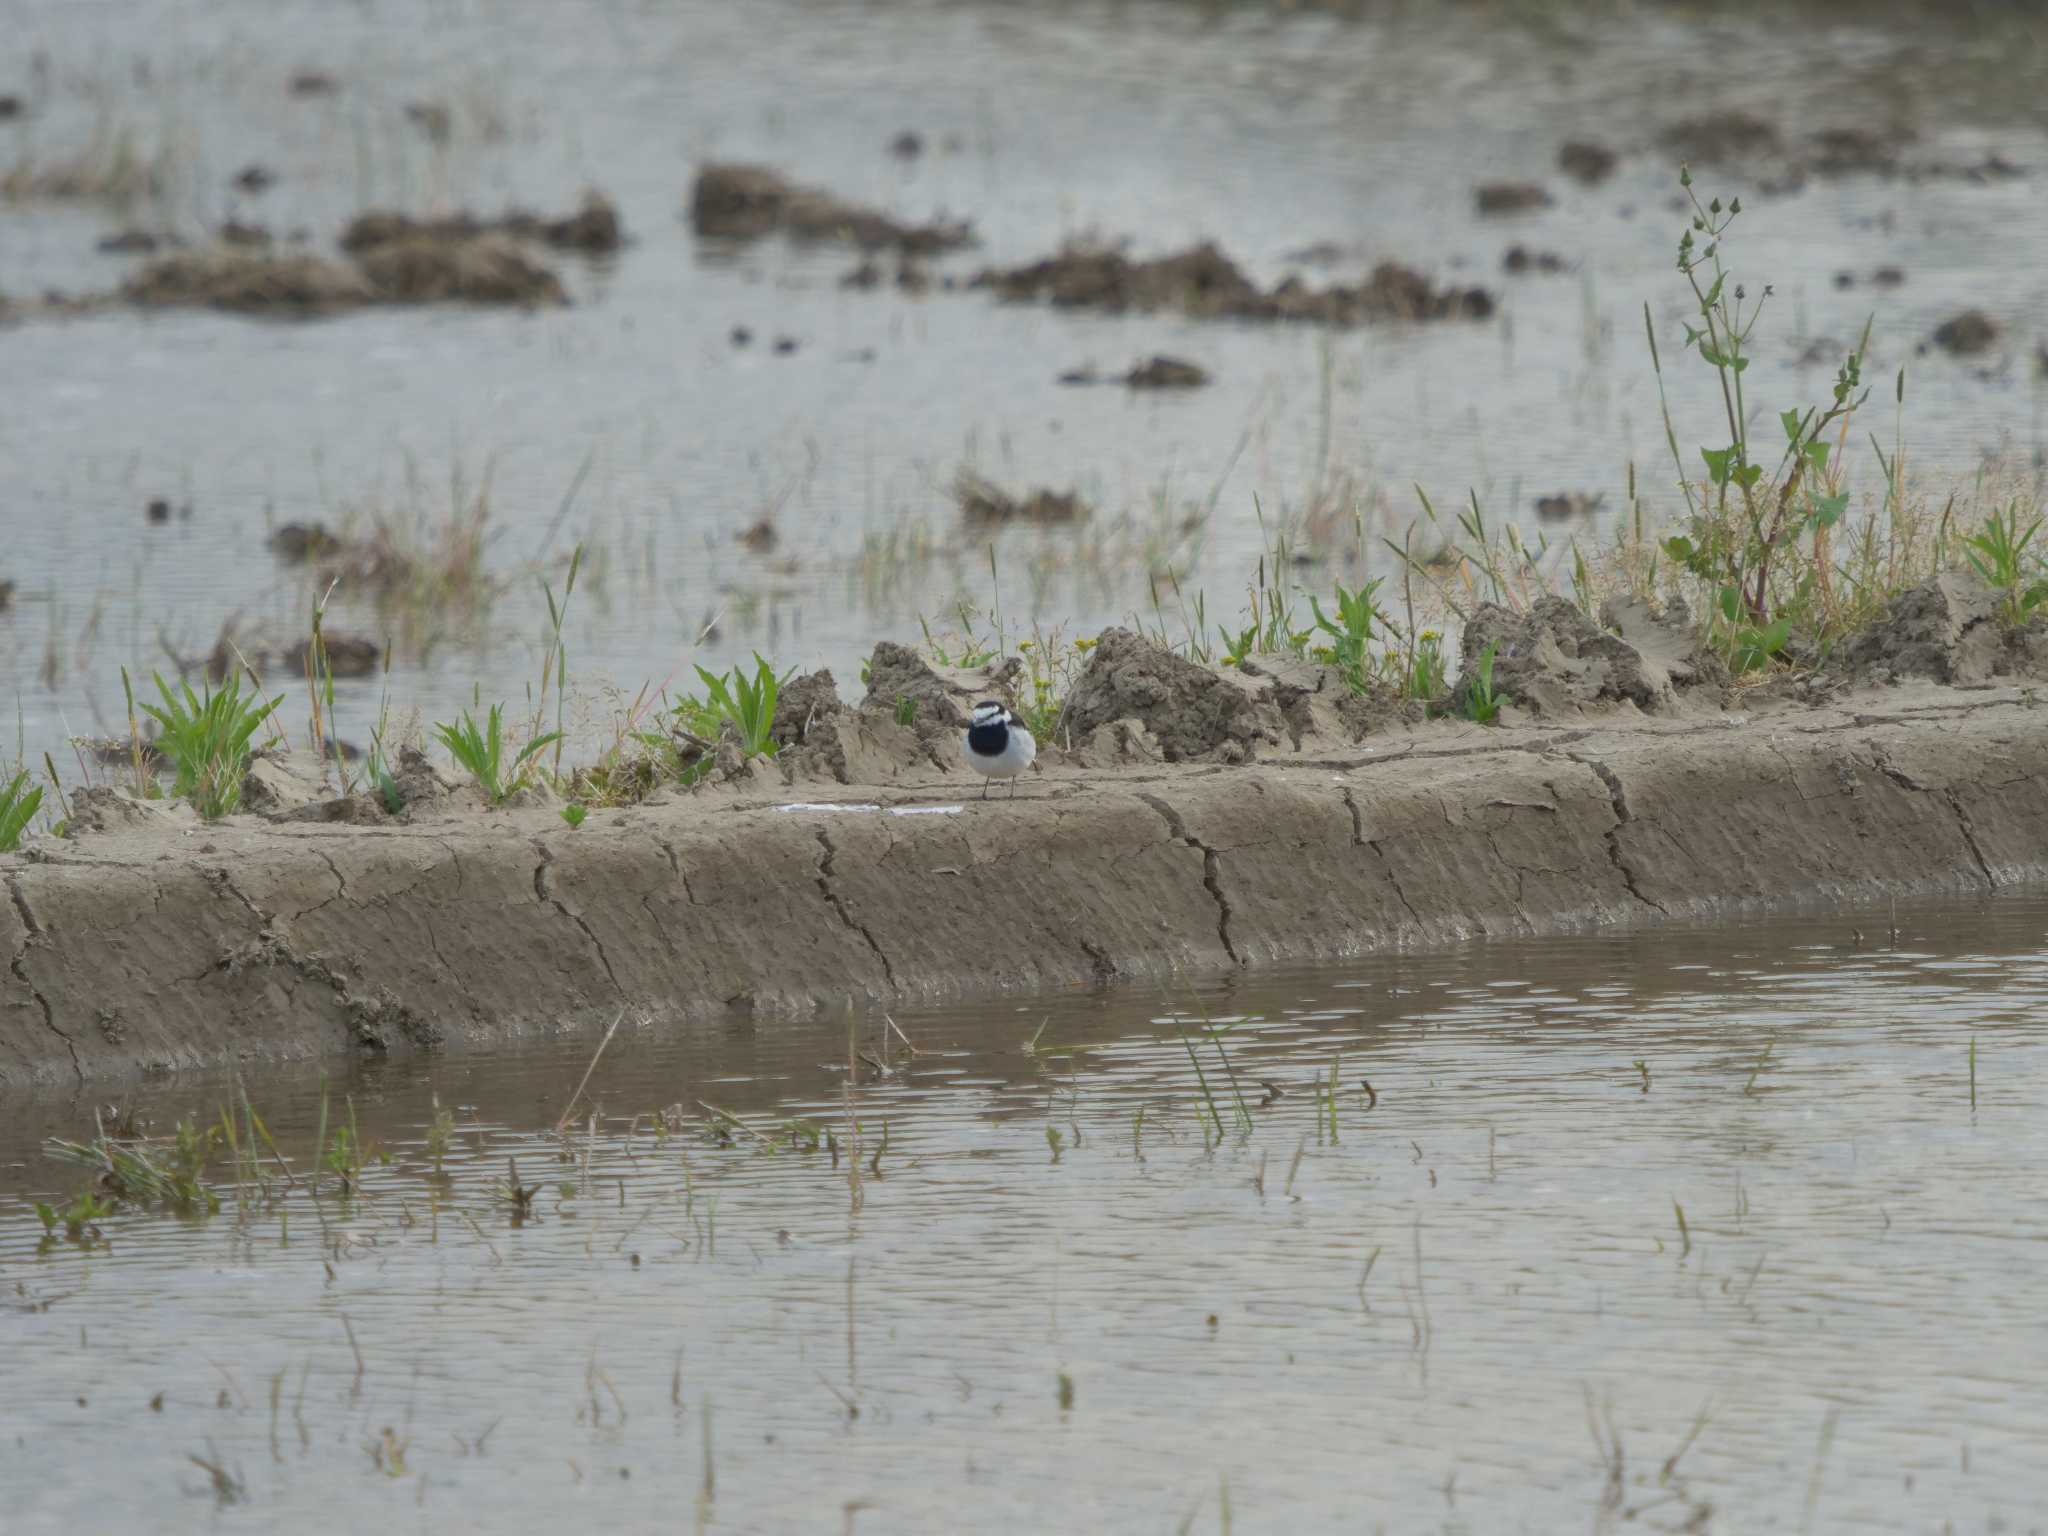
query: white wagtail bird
961 699 1035 799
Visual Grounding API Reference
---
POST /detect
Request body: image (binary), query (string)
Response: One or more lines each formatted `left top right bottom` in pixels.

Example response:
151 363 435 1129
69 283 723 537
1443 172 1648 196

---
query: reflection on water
4 890 2048 1530
2 0 2045 770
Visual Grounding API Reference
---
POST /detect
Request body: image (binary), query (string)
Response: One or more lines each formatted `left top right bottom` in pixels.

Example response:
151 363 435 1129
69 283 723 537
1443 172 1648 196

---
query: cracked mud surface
6 681 2048 1087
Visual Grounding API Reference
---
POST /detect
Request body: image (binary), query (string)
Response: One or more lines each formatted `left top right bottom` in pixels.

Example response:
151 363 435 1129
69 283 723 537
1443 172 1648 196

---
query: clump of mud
1235 653 1420 749
1063 628 1284 764
122 233 566 312
1557 141 1617 184
121 247 378 313
1843 573 2009 684
771 669 844 749
1122 355 1209 388
974 241 1492 326
952 470 1088 527
689 163 973 255
1661 111 1784 165
354 234 567 305
1932 310 1998 355
1474 182 1551 215
1461 596 1690 716
341 191 623 255
207 619 380 684
1504 246 1566 275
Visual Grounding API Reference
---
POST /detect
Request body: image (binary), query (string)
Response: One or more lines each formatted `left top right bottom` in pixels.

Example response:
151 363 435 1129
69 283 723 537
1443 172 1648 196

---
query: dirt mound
860 642 972 732
122 247 377 312
689 163 973 255
1063 628 1285 764
340 191 622 254
1461 596 1675 716
207 619 380 684
974 241 1492 326
1475 181 1551 214
1932 310 1998 355
355 234 566 305
123 234 566 312
1557 140 1617 184
1661 111 1783 164
1843 573 2004 684
952 471 1088 527
771 669 844 749
1123 355 1209 388
1235 654 1420 748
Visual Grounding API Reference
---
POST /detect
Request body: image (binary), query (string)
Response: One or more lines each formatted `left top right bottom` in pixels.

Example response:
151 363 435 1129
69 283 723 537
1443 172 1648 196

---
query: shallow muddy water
5 890 2048 1530
4 0 2048 770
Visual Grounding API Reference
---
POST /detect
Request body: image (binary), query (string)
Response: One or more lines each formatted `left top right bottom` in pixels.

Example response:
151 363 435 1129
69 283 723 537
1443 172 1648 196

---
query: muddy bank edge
6 688 2046 1087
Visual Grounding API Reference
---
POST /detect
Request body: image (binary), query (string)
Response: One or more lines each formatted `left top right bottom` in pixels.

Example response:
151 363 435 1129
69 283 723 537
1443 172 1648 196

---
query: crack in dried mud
813 827 896 987
1134 792 1241 966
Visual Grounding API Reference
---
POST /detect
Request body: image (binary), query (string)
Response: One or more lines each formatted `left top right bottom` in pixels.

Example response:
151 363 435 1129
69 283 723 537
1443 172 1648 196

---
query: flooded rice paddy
5 0 2048 770
6 890 2048 1531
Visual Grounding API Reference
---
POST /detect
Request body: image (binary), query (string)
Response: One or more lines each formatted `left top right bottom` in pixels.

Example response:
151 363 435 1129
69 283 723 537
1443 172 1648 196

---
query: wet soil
689 162 973 255
973 241 1493 325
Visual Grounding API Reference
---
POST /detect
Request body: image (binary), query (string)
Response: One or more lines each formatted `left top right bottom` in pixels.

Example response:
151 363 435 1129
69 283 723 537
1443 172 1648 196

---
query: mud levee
5 687 2046 1087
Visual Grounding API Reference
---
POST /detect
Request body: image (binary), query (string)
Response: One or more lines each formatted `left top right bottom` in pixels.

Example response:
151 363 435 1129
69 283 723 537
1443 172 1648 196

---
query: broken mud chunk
208 619 380 684
977 241 1491 326
952 470 1087 527
1063 627 1284 764
267 522 339 561
232 164 276 194
1845 573 2004 685
288 71 338 97
354 234 567 305
688 163 974 255
1932 310 1998 356
1475 182 1551 215
341 191 622 255
1533 491 1602 522
1557 140 1616 184
1460 596 1673 716
1503 245 1565 274
1661 110 1780 165
122 247 379 312
97 229 162 255
770 670 843 749
1807 125 1907 177
1122 355 1209 389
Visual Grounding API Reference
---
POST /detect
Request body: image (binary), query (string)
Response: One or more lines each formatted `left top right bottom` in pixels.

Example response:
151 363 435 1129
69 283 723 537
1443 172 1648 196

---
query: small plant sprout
560 802 588 829
1459 641 1503 724
1960 502 2047 629
432 703 562 805
139 670 284 820
0 767 41 852
693 654 792 760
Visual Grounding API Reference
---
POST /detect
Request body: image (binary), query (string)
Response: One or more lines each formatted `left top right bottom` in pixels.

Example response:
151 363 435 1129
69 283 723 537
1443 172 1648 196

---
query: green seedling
139 670 283 820
1960 501 2048 629
693 654 792 759
1459 641 1503 724
432 703 562 805
0 768 41 852
560 802 588 829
